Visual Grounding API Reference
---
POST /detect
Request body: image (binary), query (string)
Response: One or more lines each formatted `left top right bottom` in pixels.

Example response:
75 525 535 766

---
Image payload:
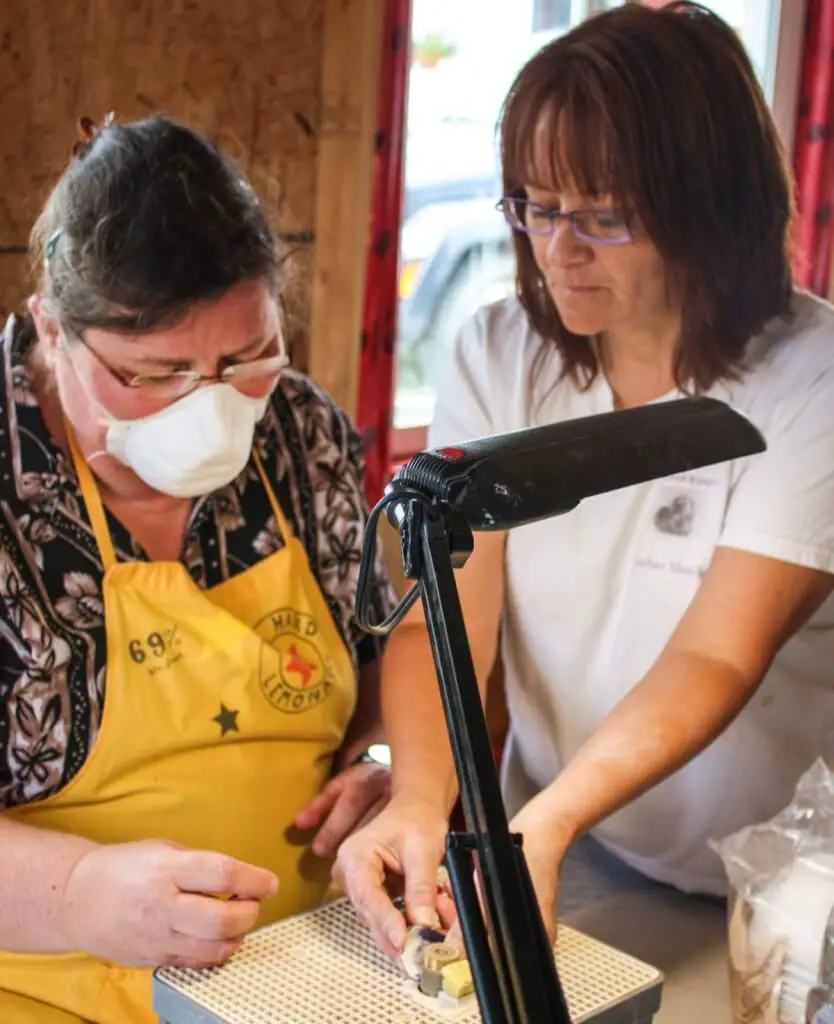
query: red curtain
793 0 834 294
356 0 412 505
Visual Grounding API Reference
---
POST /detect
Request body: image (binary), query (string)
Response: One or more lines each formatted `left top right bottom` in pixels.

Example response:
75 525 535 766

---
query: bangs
500 60 640 215
496 3 792 395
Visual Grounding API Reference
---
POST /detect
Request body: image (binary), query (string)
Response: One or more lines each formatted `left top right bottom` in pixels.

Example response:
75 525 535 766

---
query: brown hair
499 1 793 392
30 114 285 334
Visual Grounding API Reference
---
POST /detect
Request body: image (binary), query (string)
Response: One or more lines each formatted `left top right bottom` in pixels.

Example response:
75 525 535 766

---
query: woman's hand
294 761 392 858
506 803 571 943
445 795 574 952
59 839 278 968
333 795 452 960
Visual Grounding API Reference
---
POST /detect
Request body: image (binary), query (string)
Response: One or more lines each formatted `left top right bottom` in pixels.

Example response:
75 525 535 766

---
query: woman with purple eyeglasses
337 2 834 959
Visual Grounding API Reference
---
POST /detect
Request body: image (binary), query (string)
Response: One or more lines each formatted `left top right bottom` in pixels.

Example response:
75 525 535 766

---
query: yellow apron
0 428 357 1023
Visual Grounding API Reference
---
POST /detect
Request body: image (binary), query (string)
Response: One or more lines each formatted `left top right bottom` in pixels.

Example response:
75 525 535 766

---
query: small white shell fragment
399 924 446 980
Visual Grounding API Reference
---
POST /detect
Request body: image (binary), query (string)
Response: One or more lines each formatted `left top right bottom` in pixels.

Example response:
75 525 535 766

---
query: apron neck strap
64 419 118 571
252 449 294 544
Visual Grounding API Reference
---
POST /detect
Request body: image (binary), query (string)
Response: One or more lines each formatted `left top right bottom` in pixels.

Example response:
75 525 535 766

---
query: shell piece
419 967 444 998
424 943 460 973
400 924 446 980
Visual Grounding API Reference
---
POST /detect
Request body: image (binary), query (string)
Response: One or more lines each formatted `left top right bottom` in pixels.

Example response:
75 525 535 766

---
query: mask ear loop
54 336 118 465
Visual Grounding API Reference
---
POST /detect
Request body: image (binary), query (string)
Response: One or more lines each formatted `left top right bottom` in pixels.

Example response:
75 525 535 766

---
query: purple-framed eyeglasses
496 195 634 245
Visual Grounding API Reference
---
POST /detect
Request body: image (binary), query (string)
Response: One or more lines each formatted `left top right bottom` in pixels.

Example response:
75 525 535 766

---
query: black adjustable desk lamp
355 396 765 1024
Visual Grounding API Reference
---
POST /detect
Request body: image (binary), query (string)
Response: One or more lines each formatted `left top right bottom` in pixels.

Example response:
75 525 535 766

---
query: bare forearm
382 532 505 815
534 649 756 845
0 816 98 952
381 625 459 815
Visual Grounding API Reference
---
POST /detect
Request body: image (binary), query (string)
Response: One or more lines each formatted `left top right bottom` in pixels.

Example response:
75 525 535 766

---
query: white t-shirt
428 291 834 895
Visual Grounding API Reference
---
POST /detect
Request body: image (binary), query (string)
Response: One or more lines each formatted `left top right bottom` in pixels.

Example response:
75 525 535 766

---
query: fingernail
413 905 435 926
387 924 404 950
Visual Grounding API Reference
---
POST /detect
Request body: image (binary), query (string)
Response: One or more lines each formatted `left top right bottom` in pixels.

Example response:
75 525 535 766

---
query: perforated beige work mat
153 896 663 1023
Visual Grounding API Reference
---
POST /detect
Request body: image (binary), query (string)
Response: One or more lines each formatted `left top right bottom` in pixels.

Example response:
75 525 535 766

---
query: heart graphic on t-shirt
654 493 695 537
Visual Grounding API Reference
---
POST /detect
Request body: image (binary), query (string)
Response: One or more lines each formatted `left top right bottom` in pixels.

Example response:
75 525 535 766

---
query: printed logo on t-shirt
650 473 720 541
654 493 695 536
634 477 724 581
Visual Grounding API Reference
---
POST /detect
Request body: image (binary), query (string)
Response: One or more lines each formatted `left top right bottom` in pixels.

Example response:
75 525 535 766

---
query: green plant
412 31 457 66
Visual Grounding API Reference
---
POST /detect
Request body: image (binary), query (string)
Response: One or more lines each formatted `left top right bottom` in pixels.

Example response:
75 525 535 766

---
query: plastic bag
710 759 834 1024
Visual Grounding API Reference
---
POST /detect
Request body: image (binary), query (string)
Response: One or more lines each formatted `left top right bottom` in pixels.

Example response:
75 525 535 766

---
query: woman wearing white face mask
0 113 395 1023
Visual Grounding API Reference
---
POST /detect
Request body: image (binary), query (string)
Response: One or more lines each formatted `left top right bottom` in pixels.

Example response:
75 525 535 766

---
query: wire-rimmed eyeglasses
496 195 634 245
63 328 289 402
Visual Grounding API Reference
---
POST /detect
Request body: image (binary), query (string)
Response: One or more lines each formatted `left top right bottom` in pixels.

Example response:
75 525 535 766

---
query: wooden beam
308 0 384 417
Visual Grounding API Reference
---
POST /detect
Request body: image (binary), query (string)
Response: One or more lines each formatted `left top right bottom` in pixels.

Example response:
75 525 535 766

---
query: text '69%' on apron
0 425 357 1023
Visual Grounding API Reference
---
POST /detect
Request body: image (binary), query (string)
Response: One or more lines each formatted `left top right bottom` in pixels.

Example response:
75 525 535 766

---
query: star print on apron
0 425 357 1023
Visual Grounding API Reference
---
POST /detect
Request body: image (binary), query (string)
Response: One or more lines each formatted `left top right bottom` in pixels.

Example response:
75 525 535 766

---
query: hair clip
71 111 116 157
45 229 62 262
670 1 715 19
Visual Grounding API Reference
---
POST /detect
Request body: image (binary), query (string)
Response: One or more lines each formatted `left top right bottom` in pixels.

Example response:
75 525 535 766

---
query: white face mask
99 384 272 498
56 333 275 498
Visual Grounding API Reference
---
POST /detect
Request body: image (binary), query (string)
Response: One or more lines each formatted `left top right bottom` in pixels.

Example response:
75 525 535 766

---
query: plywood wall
0 0 358 374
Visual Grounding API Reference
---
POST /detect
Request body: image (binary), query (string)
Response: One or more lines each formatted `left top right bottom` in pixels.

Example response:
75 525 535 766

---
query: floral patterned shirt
0 315 395 809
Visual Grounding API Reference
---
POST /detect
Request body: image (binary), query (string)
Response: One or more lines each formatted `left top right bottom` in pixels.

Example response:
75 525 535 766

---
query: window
696 0 783 99
391 0 787 449
532 0 572 31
